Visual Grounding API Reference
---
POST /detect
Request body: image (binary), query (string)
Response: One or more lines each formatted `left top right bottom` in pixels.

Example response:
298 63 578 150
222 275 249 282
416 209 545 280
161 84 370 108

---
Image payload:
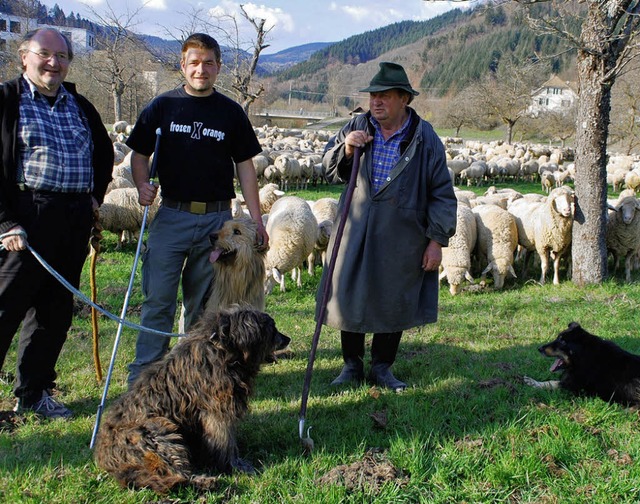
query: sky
47 0 470 54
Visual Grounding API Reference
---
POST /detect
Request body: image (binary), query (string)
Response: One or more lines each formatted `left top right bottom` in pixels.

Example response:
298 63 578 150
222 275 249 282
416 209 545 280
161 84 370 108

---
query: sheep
507 197 544 278
106 175 134 194
472 204 518 289
624 169 640 193
99 188 160 248
540 170 555 193
459 160 487 187
440 204 477 295
274 154 302 190
606 195 640 281
252 154 271 182
264 196 318 293
307 198 338 274
530 186 575 285
258 183 285 215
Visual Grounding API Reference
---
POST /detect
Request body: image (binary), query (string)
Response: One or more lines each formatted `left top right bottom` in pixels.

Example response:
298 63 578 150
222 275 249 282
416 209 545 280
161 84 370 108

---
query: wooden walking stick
298 146 361 452
90 209 104 382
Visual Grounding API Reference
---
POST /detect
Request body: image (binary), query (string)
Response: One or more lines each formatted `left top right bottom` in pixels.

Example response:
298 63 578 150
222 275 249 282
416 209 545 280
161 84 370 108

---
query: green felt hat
360 62 420 98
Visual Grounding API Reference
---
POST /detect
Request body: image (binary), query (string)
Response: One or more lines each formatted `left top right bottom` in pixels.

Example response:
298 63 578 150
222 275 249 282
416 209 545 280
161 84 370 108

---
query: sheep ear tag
209 249 222 263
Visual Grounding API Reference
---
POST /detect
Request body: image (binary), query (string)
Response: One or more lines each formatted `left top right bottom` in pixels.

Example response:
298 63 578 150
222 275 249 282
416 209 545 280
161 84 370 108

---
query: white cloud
242 3 294 33
146 0 167 10
80 0 104 6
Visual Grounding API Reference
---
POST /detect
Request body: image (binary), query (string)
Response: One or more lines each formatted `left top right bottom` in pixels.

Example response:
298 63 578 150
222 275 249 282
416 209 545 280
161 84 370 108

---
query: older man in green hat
317 62 457 392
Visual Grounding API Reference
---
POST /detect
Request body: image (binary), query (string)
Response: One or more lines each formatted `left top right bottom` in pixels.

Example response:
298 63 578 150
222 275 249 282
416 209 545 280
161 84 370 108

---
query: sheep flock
102 122 640 294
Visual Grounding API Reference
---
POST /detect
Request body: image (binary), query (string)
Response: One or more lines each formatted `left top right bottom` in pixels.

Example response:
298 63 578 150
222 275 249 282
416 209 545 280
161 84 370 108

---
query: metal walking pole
90 128 162 449
298 146 361 448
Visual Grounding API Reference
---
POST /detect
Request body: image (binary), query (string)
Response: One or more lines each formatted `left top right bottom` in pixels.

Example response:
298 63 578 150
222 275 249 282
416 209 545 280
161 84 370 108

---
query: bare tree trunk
571 6 614 285
113 87 122 123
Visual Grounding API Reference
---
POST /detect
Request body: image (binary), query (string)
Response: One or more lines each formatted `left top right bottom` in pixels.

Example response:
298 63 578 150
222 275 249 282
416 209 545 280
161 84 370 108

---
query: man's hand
344 130 373 159
1 226 28 251
422 240 443 272
256 223 269 252
137 181 159 207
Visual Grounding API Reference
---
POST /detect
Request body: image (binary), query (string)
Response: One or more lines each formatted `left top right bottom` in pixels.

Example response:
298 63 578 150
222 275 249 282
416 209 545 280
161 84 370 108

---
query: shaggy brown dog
206 216 266 314
93 307 290 493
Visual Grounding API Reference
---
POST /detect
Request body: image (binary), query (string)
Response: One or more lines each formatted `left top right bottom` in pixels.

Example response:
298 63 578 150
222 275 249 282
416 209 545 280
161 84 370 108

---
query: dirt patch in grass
0 410 24 433
317 448 409 493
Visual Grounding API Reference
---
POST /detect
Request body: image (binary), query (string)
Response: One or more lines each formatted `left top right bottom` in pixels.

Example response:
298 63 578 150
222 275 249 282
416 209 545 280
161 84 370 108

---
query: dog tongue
209 249 222 263
550 358 563 372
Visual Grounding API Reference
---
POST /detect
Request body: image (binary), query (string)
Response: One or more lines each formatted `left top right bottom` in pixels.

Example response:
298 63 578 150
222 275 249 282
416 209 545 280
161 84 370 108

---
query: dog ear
214 312 232 340
568 321 581 330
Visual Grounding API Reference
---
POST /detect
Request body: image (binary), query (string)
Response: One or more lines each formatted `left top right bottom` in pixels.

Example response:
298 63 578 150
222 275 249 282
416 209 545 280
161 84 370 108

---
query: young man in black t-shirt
126 33 268 385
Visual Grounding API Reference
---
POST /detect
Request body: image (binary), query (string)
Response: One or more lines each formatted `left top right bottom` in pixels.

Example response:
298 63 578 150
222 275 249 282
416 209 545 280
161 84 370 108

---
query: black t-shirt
126 86 261 202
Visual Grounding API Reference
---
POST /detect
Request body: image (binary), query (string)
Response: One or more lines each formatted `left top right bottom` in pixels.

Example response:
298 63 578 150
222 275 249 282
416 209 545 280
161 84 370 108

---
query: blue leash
0 229 183 339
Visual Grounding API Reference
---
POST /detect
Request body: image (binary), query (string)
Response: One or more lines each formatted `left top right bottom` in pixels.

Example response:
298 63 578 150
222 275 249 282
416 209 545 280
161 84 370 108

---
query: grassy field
2 182 640 503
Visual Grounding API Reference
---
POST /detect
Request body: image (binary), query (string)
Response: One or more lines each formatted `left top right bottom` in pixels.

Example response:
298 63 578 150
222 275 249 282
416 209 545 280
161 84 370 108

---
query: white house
0 12 95 52
529 74 578 116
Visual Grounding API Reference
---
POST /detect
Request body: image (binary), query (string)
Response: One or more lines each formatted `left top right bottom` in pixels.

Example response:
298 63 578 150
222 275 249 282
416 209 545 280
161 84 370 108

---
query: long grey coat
316 110 457 333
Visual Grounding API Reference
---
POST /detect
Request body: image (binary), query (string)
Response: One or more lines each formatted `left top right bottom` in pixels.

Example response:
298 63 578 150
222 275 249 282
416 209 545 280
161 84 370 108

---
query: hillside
261 3 579 110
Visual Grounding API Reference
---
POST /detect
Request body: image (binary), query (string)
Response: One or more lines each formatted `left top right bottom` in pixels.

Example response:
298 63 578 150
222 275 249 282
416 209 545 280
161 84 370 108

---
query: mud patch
317 448 409 493
0 410 24 433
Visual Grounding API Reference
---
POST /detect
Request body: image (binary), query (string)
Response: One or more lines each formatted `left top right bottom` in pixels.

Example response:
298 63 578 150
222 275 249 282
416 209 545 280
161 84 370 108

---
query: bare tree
546 104 578 147
437 86 499 135
163 3 272 113
609 72 640 155
85 3 148 122
471 58 547 144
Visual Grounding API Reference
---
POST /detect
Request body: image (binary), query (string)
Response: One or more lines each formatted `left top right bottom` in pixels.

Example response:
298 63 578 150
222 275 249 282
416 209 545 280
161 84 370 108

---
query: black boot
368 332 407 392
331 332 365 386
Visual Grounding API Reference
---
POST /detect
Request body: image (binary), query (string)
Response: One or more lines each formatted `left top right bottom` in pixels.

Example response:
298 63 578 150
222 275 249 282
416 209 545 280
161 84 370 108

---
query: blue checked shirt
17 76 94 192
370 114 411 193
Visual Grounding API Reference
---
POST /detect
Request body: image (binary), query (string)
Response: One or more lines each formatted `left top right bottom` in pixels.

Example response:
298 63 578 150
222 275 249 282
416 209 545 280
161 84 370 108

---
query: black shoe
330 360 364 386
368 364 407 392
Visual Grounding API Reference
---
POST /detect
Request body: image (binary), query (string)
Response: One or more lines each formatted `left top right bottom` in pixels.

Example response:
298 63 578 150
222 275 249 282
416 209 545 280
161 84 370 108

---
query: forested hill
276 8 469 82
275 3 579 97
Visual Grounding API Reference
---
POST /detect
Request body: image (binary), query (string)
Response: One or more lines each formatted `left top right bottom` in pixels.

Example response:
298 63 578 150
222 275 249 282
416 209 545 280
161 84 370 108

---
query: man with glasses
0 28 113 418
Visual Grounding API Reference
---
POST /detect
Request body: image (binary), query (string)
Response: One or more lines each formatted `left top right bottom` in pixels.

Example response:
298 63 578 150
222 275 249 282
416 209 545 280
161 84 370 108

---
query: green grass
2 185 640 503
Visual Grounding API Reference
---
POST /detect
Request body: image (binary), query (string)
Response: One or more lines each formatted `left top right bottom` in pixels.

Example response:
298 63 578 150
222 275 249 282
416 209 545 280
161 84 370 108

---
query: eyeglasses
27 49 70 63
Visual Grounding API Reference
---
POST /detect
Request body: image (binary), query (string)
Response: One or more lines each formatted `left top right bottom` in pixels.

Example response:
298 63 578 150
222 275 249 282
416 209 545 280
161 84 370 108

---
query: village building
529 74 578 116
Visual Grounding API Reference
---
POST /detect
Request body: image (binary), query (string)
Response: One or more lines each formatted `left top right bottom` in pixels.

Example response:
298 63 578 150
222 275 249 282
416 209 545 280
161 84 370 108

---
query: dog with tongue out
203 216 267 317
524 321 640 406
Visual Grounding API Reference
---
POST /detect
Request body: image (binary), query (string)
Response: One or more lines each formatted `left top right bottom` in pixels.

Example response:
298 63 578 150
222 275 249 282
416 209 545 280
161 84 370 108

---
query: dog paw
190 474 220 490
523 376 541 387
231 457 256 475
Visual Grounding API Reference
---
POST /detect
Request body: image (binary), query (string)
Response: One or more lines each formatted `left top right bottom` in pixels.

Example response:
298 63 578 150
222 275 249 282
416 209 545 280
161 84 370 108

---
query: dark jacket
0 77 113 235
316 109 457 333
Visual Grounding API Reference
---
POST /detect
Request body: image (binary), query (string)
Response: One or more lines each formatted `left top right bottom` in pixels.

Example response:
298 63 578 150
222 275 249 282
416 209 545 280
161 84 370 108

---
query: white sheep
264 196 318 293
624 169 640 193
472 204 518 289
274 154 302 190
440 204 477 295
307 197 338 274
606 195 640 281
531 186 575 285
507 197 544 278
459 160 487 187
258 183 285 215
99 188 160 248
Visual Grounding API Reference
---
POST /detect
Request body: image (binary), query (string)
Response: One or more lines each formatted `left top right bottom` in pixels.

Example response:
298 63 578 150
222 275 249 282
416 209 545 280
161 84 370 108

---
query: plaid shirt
370 113 411 193
17 76 93 192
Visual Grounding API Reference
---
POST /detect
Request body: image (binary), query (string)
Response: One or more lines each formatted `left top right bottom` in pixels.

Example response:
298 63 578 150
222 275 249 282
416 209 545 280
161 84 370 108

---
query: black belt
162 198 230 214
